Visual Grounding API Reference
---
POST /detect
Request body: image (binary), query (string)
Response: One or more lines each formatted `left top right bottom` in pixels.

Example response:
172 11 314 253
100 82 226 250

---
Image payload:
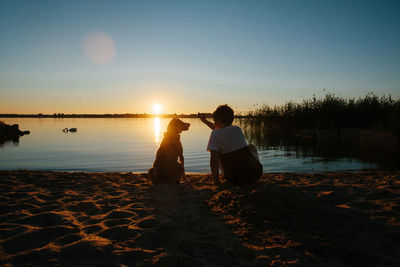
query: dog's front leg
179 154 186 181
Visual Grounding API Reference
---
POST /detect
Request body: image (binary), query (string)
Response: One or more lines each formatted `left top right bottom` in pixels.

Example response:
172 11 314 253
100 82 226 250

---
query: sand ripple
0 170 399 266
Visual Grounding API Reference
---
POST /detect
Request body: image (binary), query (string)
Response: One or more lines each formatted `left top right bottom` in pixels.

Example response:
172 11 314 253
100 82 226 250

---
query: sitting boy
199 105 263 185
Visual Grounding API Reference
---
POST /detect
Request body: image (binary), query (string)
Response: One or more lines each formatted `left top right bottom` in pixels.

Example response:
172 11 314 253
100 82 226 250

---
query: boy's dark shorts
220 146 263 186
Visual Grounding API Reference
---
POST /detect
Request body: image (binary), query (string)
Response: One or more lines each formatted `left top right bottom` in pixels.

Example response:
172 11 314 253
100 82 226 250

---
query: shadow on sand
207 172 400 266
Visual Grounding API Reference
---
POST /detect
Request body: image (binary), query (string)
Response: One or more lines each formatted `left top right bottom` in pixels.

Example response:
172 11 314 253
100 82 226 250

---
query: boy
199 105 262 185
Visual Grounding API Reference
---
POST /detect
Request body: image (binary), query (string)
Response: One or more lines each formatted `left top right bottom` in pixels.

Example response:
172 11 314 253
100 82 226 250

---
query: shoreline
1 170 399 266
0 168 384 174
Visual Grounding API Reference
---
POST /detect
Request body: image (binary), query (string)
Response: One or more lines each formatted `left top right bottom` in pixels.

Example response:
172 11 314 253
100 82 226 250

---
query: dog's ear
170 117 179 124
167 118 179 132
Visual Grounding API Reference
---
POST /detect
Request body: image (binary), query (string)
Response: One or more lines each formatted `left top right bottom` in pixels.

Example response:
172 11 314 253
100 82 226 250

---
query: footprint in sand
98 226 138 240
9 212 72 227
83 225 104 234
67 201 100 215
105 210 137 219
104 218 132 226
2 226 77 255
134 216 157 229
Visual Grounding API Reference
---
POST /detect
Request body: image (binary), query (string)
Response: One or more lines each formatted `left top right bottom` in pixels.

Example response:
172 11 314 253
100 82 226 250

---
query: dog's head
167 117 190 133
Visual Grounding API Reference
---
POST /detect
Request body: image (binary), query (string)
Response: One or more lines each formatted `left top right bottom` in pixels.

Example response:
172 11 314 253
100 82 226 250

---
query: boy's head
212 104 234 127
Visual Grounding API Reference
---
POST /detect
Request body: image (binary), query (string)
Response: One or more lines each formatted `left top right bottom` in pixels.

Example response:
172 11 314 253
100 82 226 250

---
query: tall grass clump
247 92 400 130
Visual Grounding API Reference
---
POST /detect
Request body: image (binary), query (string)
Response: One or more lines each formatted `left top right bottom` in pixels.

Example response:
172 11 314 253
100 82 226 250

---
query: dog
148 117 190 184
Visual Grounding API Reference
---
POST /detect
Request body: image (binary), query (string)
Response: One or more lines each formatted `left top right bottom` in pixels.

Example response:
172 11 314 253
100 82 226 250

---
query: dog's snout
183 123 190 131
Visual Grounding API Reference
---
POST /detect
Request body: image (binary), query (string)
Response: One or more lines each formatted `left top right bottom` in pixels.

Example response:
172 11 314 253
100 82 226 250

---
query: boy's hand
198 112 207 123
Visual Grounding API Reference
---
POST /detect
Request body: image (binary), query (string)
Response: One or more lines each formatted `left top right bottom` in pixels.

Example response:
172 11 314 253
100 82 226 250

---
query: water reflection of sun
154 117 161 143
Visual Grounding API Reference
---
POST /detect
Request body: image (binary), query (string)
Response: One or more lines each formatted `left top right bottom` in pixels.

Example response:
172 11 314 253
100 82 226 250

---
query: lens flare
83 32 115 64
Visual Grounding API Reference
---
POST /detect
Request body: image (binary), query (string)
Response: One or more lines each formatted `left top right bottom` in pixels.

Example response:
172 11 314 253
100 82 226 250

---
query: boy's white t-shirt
207 126 247 154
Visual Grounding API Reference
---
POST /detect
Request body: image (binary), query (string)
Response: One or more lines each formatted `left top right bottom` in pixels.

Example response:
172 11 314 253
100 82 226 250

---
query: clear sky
1 0 399 114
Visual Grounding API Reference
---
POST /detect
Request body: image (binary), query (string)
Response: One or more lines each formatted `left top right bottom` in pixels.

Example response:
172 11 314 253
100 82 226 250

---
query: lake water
0 118 377 173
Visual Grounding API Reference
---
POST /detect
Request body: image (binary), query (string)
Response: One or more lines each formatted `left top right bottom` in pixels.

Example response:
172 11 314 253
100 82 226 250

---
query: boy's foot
213 179 221 185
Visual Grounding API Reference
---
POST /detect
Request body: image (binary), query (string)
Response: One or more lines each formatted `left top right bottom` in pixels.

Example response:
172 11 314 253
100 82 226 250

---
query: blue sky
1 0 399 114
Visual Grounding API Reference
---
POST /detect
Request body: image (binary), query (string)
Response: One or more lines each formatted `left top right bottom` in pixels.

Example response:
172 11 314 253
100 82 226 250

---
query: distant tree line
0 113 213 119
246 92 400 130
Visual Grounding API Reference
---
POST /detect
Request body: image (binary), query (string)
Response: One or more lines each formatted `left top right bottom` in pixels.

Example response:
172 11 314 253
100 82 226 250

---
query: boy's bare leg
210 151 221 185
219 159 224 177
248 144 259 161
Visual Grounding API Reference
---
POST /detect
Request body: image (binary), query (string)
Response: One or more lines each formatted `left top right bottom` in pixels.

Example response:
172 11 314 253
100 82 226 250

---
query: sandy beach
0 170 399 266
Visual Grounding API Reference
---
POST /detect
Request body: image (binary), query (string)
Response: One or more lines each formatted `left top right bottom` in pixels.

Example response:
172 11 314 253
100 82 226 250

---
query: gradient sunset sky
1 0 399 114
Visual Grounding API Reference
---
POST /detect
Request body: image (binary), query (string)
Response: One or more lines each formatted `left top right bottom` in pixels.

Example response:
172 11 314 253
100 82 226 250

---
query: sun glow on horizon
152 103 163 114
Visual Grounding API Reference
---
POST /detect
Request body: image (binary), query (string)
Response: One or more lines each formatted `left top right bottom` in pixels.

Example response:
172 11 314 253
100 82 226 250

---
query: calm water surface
0 118 376 172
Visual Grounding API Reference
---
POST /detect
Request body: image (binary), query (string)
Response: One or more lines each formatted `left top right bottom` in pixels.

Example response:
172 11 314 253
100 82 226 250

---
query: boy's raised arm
198 113 215 130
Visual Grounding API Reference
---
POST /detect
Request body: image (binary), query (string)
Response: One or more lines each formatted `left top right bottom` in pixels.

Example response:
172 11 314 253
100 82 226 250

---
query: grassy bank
246 93 400 130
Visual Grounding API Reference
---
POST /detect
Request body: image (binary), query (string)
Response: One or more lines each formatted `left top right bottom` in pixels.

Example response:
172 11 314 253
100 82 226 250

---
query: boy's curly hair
212 104 234 126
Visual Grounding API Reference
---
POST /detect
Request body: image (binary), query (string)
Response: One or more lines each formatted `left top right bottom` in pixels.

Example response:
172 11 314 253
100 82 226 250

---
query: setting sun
152 103 162 114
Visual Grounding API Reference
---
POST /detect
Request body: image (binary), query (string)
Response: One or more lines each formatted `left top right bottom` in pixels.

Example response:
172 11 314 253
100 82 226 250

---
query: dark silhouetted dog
148 118 190 184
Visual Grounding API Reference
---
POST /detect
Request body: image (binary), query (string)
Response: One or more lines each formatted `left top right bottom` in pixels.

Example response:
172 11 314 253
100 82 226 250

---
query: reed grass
246 92 400 130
